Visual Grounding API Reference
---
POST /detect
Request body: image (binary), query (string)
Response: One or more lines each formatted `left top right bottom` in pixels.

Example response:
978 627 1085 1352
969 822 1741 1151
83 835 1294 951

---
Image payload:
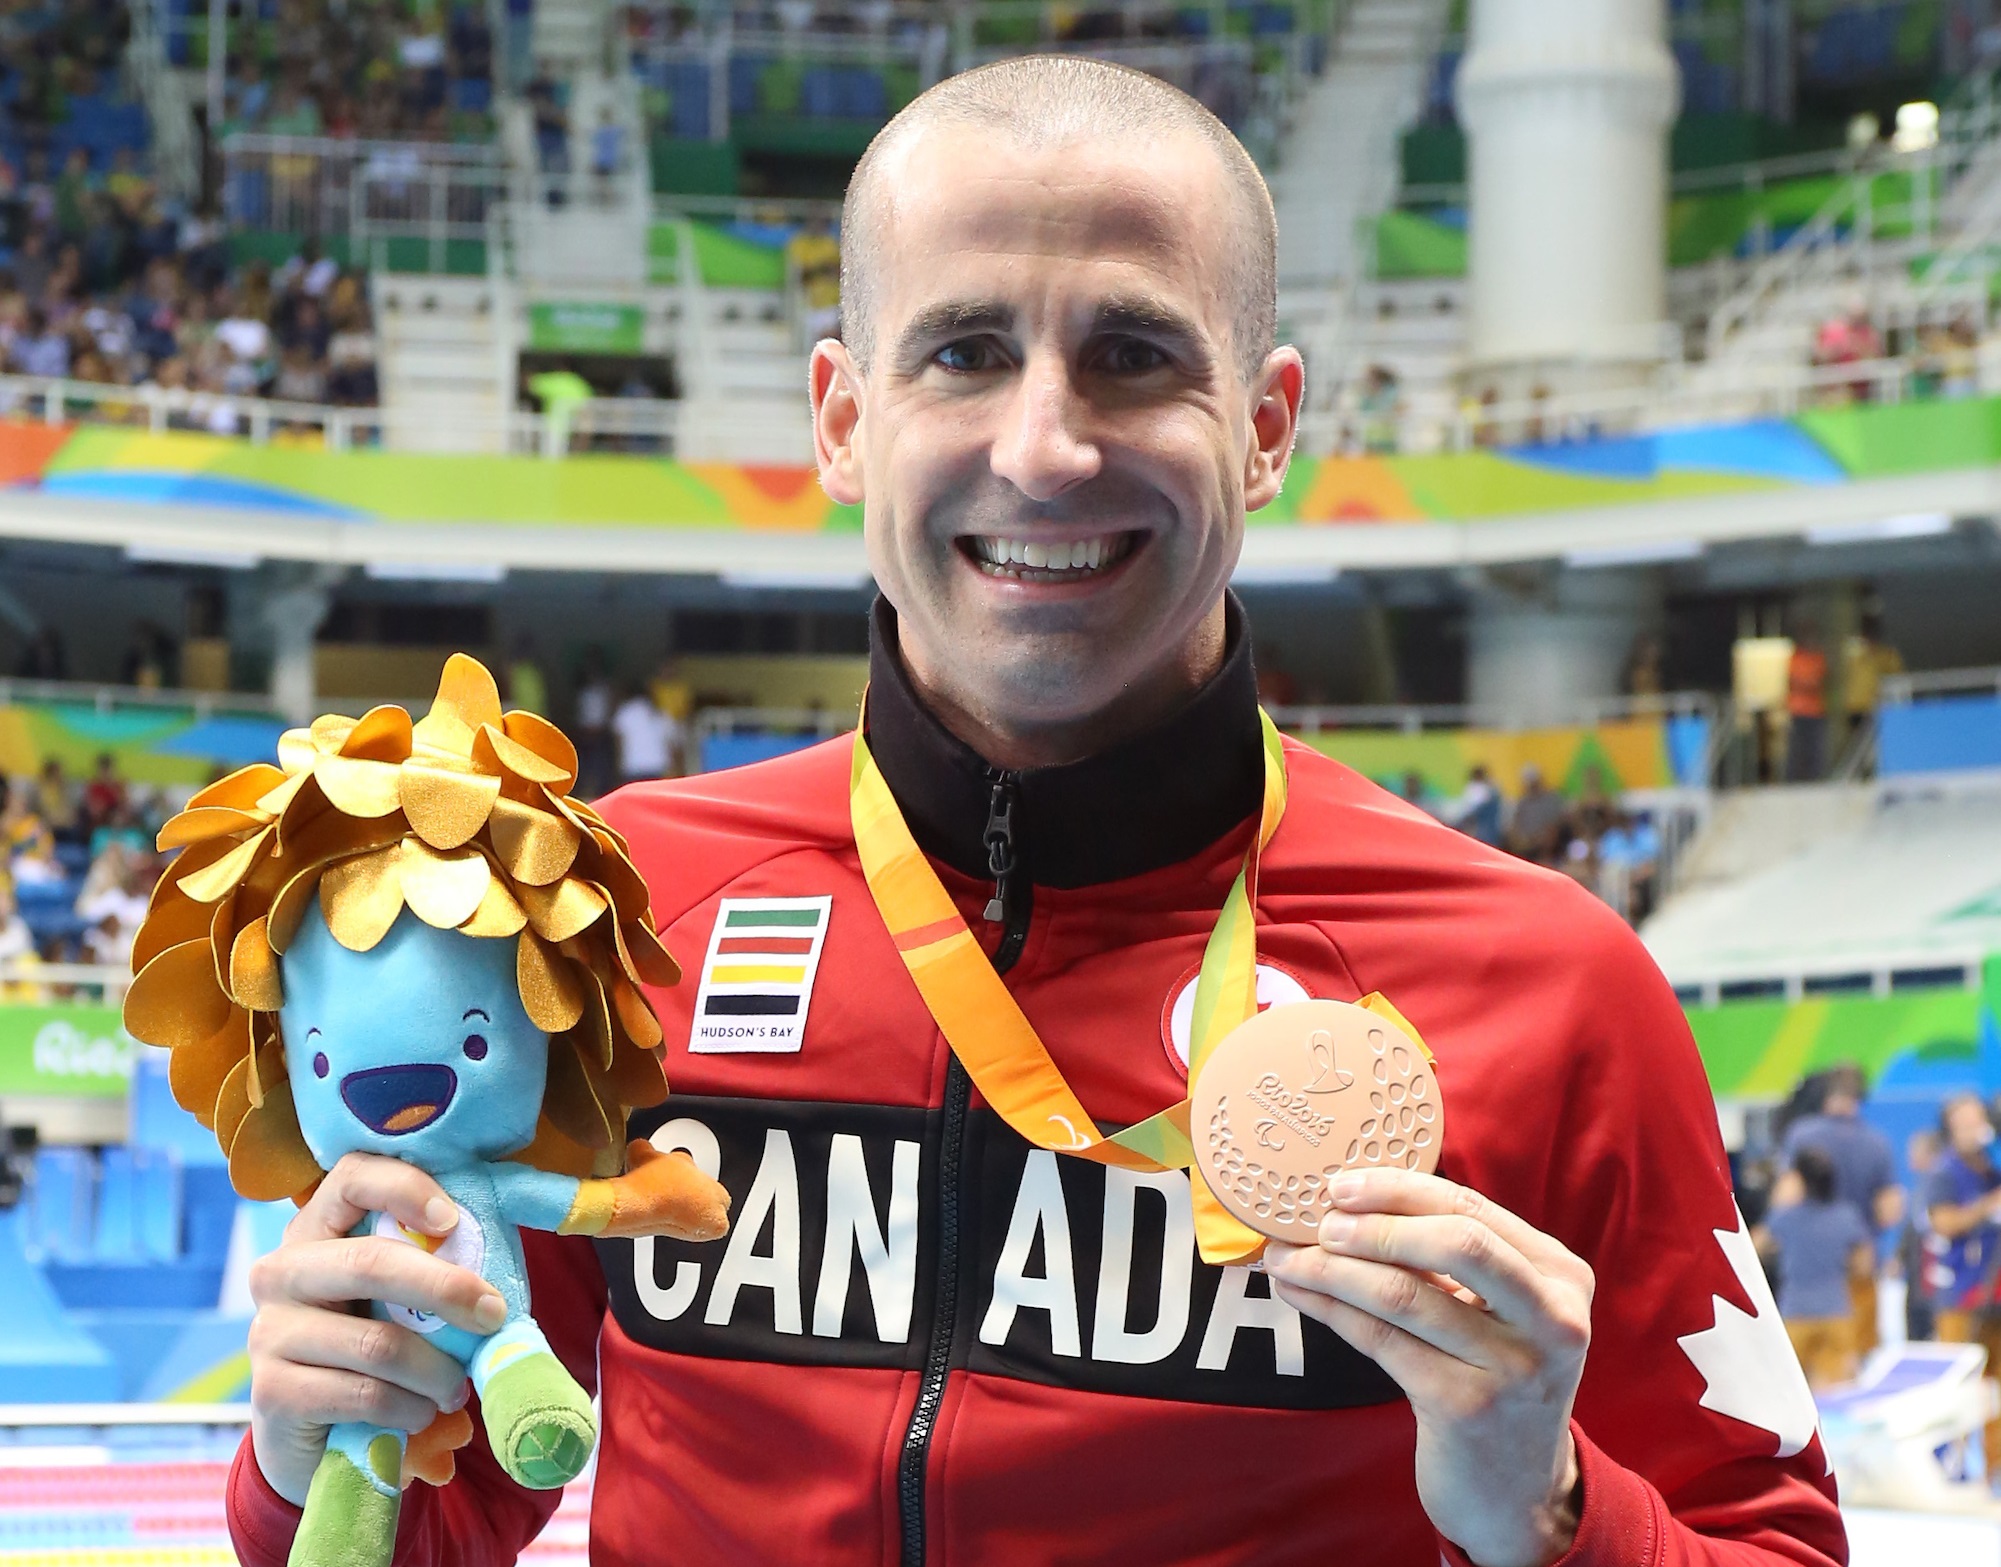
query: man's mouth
340 1063 458 1136
963 531 1140 582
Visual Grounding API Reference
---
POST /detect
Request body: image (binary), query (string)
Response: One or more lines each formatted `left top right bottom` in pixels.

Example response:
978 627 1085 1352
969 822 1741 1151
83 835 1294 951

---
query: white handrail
0 676 278 717
1880 665 2001 704
0 373 680 457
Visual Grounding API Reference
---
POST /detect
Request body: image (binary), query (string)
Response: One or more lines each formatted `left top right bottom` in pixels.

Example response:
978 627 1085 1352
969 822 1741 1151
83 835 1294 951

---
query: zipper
898 771 1026 1567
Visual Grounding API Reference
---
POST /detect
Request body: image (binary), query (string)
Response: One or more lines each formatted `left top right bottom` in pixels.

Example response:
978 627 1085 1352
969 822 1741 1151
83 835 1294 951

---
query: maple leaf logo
1676 1206 1820 1461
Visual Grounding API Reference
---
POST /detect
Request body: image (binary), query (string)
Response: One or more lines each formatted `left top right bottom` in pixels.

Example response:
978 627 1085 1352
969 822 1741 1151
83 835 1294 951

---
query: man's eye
1101 339 1170 375
934 339 1000 373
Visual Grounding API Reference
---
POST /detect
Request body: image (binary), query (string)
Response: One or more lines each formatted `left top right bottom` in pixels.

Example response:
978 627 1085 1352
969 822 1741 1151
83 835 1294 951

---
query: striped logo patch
687 897 833 1054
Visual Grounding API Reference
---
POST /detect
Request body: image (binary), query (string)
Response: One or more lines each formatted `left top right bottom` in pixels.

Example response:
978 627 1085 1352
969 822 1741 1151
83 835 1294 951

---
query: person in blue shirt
1782 1062 1903 1354
1761 1145 1874 1389
1926 1092 2001 1458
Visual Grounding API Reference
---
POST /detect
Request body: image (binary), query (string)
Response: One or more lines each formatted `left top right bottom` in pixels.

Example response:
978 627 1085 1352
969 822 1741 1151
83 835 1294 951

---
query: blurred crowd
1412 761 1663 925
209 0 496 144
0 160 382 422
0 751 176 997
1741 1066 2001 1460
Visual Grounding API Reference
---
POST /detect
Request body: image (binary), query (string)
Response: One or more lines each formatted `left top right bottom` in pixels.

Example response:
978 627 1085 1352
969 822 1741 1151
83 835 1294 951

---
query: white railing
1881 665 2001 704
0 676 278 719
0 962 131 1002
0 373 680 458
221 136 507 266
1303 341 2001 457
1270 690 1719 737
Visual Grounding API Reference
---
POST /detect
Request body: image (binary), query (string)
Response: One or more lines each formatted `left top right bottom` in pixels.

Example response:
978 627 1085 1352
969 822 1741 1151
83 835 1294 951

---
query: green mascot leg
471 1317 596 1489
288 1421 404 1567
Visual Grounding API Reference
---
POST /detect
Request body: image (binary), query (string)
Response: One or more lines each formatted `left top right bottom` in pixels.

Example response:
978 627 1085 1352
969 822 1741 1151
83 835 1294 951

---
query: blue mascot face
280 904 550 1169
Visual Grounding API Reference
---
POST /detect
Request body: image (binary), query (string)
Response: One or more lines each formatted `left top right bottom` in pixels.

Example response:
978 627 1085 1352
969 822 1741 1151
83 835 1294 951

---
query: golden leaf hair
123 656 680 1201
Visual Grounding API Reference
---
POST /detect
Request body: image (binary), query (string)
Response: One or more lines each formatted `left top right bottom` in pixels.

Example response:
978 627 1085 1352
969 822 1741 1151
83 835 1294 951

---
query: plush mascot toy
122 656 731 1567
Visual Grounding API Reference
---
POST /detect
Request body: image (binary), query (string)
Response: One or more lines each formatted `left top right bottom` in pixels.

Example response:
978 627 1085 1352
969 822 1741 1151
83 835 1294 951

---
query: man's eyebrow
890 300 1014 365
1090 297 1211 358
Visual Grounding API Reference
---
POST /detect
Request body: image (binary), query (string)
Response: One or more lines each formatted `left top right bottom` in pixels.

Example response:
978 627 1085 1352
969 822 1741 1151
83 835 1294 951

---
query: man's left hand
1263 1168 1593 1567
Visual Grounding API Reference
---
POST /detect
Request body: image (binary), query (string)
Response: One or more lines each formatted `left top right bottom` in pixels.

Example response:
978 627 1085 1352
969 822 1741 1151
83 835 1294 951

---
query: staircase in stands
1269 0 1453 443
371 273 518 454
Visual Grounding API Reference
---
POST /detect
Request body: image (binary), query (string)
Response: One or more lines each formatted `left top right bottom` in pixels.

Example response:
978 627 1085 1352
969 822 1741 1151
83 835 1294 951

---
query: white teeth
970 533 1130 577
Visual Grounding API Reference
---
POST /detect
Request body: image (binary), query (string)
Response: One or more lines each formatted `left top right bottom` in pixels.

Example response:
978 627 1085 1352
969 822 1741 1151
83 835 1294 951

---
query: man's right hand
246 1153 509 1506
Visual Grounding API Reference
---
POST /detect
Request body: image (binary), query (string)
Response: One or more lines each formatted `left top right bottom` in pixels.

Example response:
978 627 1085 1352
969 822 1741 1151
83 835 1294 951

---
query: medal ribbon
850 703 1289 1265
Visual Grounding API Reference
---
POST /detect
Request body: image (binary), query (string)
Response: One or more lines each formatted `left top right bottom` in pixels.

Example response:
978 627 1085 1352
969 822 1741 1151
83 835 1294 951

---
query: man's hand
1263 1168 1592 1567
246 1153 508 1506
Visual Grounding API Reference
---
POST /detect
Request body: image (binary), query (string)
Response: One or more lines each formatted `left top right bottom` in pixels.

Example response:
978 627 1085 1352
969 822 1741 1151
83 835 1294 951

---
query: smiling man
227 59 1846 1567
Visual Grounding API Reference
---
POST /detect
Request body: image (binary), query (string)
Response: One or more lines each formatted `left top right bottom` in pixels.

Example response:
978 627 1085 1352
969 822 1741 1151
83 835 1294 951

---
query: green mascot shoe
289 1444 400 1567
479 1350 597 1490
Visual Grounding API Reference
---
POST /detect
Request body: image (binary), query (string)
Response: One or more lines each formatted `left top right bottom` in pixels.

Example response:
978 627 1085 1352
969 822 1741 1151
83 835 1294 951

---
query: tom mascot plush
122 656 732 1567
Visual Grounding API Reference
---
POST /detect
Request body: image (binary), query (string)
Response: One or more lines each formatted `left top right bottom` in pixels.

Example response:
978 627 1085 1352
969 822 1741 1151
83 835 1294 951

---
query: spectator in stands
1843 607 1904 729
31 758 80 845
788 217 843 345
1927 1092 2001 1455
1507 764 1569 864
1395 769 1437 818
1759 1144 1874 1390
2 785 62 887
1901 1128 1941 1344
1594 809 1660 925
1621 632 1665 699
74 839 151 969
79 752 125 836
1444 763 1503 847
506 632 549 715
612 682 681 785
573 649 617 799
0 878 39 998
1358 364 1400 455
1786 622 1830 782
591 107 627 203
1782 1062 1900 1354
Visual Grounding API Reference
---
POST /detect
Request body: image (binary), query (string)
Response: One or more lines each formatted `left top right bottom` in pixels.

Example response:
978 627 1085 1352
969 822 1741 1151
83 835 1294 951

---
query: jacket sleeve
225 1228 609 1567
1428 889 1847 1567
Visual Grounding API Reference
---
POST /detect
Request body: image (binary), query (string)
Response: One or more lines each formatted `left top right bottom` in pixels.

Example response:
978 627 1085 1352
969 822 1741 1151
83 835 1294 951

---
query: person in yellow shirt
1844 610 1904 722
787 218 843 343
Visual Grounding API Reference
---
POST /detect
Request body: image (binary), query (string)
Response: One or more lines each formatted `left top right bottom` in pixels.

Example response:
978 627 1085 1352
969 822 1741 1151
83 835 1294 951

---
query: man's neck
898 603 1229 771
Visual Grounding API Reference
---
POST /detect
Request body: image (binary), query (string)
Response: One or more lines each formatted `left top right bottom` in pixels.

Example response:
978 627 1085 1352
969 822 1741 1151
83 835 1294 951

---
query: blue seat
94 1146 141 1262
666 61 711 139
135 1149 184 1262
28 1146 95 1263
730 53 770 116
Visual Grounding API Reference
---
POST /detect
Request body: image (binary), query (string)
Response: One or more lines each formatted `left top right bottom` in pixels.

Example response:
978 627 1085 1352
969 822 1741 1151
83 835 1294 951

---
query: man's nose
989 356 1101 503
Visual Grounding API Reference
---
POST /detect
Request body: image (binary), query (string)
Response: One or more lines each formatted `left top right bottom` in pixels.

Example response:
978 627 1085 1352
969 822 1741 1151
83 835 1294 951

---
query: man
1781 1063 1900 1354
1507 764 1569 866
611 682 681 784
1785 624 1829 783
229 60 1844 1566
1927 1093 2001 1450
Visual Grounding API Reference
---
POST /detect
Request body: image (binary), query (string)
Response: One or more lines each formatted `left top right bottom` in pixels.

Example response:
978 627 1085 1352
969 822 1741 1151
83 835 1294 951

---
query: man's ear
811 340 864 506
1244 346 1305 514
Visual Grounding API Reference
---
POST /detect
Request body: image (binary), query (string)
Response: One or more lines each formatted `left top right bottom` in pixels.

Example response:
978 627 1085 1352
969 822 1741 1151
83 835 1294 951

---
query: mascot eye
312 1052 329 1078
463 1033 489 1061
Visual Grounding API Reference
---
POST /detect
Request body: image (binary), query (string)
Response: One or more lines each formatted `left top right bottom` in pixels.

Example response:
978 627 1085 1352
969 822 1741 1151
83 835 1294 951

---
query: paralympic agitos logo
598 1096 1400 1412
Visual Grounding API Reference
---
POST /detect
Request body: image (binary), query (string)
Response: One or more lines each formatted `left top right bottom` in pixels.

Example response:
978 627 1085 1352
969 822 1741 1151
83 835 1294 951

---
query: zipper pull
982 777 1016 923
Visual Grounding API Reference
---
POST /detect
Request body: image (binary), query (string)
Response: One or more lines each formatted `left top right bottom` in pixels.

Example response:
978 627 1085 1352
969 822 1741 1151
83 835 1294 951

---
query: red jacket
229 606 1846 1566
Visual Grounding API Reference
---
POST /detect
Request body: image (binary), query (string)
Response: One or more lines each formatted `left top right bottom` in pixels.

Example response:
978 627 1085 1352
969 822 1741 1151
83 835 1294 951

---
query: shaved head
840 55 1278 380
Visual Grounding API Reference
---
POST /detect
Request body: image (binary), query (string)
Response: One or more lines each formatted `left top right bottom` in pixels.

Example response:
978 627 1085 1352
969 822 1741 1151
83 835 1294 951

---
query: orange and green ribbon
850 704 1289 1265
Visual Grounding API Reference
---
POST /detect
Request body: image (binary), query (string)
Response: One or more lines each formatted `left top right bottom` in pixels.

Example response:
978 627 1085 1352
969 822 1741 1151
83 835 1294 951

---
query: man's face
812 127 1301 746
1948 1098 1993 1158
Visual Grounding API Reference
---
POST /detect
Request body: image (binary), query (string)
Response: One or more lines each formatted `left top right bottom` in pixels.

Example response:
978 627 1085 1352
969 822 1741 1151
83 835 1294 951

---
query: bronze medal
1188 999 1444 1244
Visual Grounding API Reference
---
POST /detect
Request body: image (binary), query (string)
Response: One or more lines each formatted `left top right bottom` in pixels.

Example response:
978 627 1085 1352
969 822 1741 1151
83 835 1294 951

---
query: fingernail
425 1198 458 1233
1331 1171 1366 1204
445 1379 471 1413
1320 1211 1358 1246
474 1293 507 1332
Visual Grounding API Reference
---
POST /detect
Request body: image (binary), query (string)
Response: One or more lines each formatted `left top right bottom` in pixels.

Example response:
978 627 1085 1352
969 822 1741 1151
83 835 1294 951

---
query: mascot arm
495 1143 730 1242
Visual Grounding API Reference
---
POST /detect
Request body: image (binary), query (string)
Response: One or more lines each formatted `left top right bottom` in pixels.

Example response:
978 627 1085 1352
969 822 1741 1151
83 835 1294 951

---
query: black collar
864 596 1266 890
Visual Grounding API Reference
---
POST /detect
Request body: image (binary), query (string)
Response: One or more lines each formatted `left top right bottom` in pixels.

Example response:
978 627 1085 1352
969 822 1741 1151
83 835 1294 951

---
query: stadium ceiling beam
3 468 1998 578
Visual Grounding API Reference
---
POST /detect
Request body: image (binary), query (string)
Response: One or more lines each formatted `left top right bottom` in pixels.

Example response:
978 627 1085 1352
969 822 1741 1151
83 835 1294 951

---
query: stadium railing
221 135 508 274
1302 344 1998 456
0 373 682 457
